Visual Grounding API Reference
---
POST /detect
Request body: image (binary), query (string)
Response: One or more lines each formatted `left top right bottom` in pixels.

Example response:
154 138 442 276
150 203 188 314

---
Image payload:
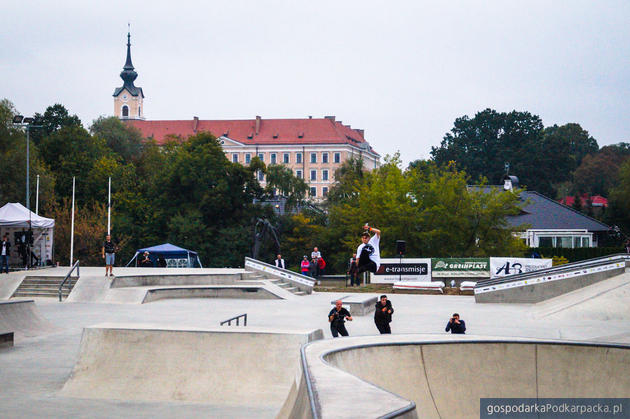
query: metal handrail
58 260 80 301
476 253 629 288
220 313 247 326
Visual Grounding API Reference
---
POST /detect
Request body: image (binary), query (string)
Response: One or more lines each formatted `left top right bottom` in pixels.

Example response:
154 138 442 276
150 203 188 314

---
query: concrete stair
269 279 306 296
12 276 78 299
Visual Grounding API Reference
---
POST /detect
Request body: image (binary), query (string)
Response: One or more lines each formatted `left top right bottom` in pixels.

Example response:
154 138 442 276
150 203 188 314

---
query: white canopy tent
0 203 55 267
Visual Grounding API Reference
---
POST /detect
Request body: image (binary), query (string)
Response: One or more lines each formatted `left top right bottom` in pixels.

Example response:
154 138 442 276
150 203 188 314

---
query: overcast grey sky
2 1 629 165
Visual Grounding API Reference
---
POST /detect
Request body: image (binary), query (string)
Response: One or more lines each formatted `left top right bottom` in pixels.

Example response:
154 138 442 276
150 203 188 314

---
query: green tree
430 110 598 197
573 144 630 196
90 116 144 163
264 164 308 208
0 99 56 208
606 159 630 237
32 103 82 144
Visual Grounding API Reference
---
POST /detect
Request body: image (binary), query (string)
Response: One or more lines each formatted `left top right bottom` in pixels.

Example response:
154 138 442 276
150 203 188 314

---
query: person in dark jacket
140 251 153 267
328 300 353 337
445 313 466 334
157 255 167 268
374 295 394 334
1 234 10 274
347 254 359 286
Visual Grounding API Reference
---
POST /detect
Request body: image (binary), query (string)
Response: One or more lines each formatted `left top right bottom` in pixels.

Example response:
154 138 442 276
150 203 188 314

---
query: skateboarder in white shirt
356 224 381 274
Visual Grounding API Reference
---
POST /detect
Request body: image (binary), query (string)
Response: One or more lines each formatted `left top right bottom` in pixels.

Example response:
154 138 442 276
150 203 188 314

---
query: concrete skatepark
1 257 630 418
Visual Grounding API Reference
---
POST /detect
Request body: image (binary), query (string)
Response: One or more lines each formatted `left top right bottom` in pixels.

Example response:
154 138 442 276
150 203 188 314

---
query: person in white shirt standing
356 224 381 275
1 234 10 274
274 254 286 269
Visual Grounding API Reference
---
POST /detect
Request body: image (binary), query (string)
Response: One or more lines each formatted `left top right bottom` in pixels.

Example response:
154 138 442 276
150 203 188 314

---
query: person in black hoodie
374 295 394 334
445 313 466 334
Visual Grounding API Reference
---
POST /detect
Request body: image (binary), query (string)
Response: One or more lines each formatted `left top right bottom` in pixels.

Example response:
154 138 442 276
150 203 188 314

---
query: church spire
124 31 134 70
113 26 144 120
119 28 138 88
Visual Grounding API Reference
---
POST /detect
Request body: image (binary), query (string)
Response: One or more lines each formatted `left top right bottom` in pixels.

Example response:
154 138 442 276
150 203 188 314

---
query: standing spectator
317 256 326 277
157 255 167 268
0 234 10 274
445 313 466 334
374 295 394 334
300 256 310 276
625 239 630 254
310 257 319 277
347 254 359 286
328 300 353 337
140 251 152 267
274 254 286 269
311 246 321 260
102 234 117 277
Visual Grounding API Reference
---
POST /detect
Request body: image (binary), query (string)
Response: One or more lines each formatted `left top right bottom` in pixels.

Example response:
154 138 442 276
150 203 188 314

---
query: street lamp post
13 115 42 269
12 115 42 211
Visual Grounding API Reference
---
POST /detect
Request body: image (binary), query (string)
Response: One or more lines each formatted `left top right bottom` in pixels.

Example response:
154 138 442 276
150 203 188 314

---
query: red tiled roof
559 194 608 207
125 117 378 154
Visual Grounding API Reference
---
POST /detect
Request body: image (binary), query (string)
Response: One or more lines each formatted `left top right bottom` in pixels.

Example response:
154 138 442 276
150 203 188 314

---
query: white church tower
113 31 144 119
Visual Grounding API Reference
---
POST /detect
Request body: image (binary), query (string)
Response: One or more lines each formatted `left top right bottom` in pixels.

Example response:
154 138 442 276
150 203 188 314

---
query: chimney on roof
308 115 312 119
193 116 199 133
357 129 365 137
324 115 336 122
255 115 261 135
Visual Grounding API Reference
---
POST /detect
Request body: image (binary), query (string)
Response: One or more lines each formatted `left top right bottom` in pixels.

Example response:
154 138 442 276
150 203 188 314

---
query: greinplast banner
431 258 490 278
490 257 553 278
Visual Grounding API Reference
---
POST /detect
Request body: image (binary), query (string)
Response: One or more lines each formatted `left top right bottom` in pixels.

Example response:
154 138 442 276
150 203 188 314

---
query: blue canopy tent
125 243 202 268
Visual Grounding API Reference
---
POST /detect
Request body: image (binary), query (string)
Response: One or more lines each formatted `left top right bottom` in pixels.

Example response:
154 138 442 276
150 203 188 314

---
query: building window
322 187 328 196
258 171 264 181
270 153 277 164
122 105 129 118
296 153 302 164
138 106 141 116
334 152 341 163
310 187 317 197
322 153 329 163
538 235 591 248
296 170 302 179
245 153 251 164
322 170 329 181
258 153 264 162
310 153 317 163
283 153 290 164
310 170 317 181
232 154 238 163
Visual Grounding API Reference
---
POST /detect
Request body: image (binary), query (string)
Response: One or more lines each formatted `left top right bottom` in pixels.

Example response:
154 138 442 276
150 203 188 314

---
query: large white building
114 33 381 198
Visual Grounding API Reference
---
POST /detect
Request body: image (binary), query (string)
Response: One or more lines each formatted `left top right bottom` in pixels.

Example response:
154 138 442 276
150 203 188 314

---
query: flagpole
107 177 111 235
35 175 40 215
70 177 75 267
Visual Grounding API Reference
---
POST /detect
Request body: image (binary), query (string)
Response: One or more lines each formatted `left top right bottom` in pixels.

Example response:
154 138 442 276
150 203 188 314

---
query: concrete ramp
286 335 630 418
0 300 57 340
534 272 630 321
61 324 323 412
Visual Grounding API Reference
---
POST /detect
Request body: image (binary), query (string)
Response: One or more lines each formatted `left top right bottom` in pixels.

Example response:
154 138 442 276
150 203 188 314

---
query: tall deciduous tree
90 116 145 163
573 144 630 196
430 109 598 197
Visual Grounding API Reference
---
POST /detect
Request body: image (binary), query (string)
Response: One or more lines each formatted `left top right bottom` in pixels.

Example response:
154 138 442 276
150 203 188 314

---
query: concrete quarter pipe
61 324 323 415
0 300 57 340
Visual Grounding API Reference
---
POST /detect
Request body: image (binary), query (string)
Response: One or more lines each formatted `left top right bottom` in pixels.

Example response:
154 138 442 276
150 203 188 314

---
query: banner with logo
431 258 490 278
490 257 552 278
371 258 432 283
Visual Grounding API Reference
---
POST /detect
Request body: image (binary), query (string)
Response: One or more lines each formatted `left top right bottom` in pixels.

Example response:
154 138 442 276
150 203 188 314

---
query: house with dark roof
474 176 611 248
112 32 380 200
